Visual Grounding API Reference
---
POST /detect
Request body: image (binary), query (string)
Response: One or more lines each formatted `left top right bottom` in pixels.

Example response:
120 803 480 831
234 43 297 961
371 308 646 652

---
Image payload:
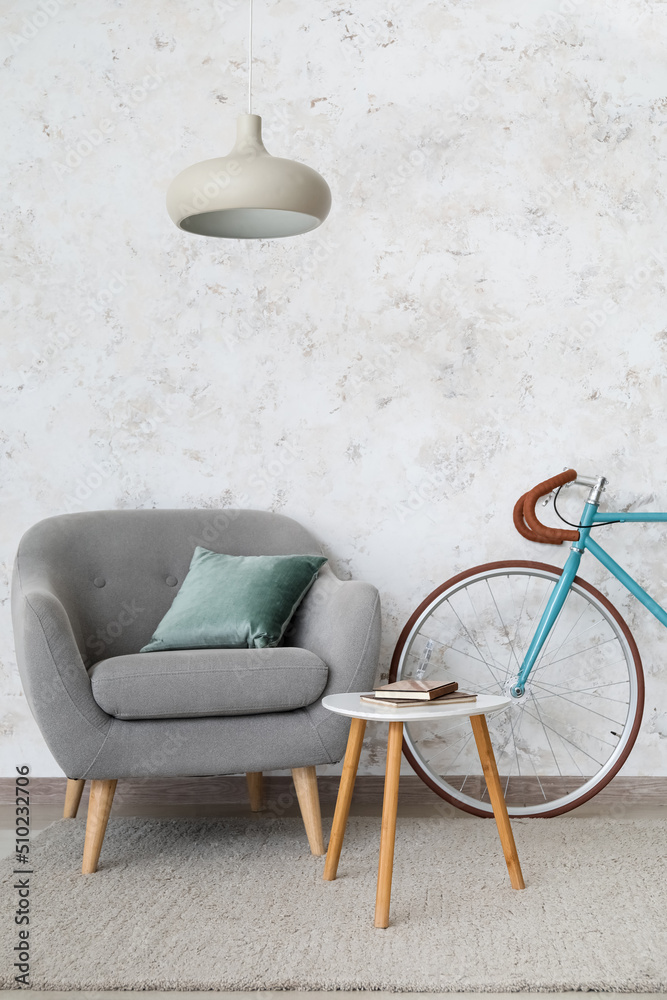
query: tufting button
93 577 106 588
165 576 178 587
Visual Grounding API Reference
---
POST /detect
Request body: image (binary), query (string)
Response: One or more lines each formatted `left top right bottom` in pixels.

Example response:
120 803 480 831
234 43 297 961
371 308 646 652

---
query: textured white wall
2 0 667 777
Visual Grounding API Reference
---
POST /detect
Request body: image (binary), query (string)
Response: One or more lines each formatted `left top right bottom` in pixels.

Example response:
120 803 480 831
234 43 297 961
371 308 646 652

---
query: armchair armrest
287 566 381 764
11 576 112 778
288 566 381 695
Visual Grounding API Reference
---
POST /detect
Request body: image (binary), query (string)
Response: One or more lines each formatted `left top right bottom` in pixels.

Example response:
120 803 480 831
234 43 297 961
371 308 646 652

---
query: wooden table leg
324 717 366 881
374 720 403 928
470 714 525 890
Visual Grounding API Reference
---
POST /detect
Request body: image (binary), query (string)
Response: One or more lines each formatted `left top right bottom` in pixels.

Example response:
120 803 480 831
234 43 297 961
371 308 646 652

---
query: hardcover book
360 691 477 708
373 678 458 701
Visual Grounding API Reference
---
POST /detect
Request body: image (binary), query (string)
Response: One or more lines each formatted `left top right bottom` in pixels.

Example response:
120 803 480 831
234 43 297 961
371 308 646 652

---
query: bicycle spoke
446 599 505 687
429 602 505 676
529 685 625 727
487 709 525 778
422 726 472 766
539 635 618 670
531 761 547 802
410 631 486 664
531 676 630 707
538 615 607 668
510 576 559 684
540 602 589 669
527 698 619 749
404 649 501 697
521 706 607 764
520 577 555 658
428 602 505 675
530 676 630 705
509 712 522 778
485 578 520 680
429 729 476 771
552 719 586 778
513 574 534 661
528 600 570 680
529 691 562 777
468 584 519 676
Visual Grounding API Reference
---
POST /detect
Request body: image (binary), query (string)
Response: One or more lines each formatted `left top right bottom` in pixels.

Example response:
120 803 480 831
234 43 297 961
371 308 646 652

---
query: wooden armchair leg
292 766 325 856
63 778 85 819
246 771 264 811
82 779 117 874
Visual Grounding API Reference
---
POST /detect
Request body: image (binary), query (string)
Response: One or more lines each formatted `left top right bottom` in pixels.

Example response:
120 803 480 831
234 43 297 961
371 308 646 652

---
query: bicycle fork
510 499 599 698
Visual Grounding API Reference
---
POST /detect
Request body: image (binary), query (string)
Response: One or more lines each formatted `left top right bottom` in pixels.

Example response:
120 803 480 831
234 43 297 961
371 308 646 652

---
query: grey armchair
11 509 381 873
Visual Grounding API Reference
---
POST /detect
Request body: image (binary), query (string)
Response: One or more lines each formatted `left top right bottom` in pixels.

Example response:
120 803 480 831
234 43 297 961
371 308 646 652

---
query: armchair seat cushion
89 647 328 720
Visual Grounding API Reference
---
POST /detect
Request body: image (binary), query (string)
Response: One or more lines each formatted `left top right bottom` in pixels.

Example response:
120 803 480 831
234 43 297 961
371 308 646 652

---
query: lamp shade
166 114 331 239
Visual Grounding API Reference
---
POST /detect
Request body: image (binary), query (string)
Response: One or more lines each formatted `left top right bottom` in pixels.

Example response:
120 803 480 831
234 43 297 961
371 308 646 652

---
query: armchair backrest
14 509 325 666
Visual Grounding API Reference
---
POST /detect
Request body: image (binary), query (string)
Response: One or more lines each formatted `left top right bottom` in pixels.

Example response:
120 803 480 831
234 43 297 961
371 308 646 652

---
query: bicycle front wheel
390 561 644 817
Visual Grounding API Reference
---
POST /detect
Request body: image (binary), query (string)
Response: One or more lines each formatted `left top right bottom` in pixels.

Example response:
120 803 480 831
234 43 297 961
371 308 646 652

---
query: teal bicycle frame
510 487 667 698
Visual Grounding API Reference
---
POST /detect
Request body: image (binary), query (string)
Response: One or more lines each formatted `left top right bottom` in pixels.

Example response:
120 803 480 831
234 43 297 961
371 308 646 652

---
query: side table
322 692 525 927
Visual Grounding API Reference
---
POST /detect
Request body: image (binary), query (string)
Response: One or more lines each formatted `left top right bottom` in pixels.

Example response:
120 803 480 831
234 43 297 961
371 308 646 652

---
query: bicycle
389 469 667 818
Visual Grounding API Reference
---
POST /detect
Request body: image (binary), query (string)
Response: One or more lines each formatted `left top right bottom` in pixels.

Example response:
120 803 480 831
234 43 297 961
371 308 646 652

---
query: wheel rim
391 561 644 817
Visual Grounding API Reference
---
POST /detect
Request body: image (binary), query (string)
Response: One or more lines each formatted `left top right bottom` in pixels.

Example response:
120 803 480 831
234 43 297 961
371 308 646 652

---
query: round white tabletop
322 691 511 722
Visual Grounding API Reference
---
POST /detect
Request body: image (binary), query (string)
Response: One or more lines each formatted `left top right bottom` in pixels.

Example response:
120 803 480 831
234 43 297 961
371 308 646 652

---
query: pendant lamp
166 0 331 239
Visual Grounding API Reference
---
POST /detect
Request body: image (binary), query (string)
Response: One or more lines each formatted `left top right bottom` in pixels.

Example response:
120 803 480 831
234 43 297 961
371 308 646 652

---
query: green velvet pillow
140 548 327 653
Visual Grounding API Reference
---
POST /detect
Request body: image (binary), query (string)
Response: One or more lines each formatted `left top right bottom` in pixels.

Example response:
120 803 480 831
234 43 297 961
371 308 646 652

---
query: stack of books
360 678 477 708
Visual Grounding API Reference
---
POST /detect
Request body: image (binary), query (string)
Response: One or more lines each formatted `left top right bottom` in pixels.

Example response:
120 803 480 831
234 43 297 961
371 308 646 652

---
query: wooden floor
1 773 665 807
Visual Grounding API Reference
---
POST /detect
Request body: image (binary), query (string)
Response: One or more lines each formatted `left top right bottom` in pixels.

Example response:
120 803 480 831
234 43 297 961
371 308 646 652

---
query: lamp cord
248 0 253 115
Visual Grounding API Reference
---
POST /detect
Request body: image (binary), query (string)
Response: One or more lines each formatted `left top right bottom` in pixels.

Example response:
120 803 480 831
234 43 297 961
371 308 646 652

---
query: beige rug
1 814 666 991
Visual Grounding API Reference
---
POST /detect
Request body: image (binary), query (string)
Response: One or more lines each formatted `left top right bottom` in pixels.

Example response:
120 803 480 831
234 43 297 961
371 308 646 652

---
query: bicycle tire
390 560 644 818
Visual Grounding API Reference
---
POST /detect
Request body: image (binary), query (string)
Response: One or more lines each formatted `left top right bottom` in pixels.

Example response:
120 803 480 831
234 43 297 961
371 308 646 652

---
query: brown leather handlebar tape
512 492 550 544
512 491 561 545
520 469 579 544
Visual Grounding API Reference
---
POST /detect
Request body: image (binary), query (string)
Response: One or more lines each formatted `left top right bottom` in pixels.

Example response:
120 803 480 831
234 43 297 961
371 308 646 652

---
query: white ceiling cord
248 0 253 115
